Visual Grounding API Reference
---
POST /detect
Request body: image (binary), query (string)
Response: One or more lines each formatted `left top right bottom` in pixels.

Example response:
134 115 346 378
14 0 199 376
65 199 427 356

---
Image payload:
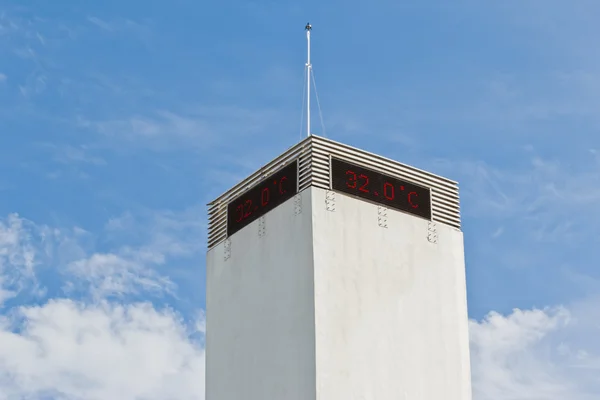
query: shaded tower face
206 135 472 400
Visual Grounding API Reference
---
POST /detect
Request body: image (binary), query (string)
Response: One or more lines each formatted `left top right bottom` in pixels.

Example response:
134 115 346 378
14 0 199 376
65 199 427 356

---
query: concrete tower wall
206 188 316 400
311 187 472 400
206 185 472 400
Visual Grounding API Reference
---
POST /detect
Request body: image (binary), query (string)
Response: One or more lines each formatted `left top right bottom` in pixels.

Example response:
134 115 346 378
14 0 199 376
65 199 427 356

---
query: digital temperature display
227 160 298 237
331 157 431 220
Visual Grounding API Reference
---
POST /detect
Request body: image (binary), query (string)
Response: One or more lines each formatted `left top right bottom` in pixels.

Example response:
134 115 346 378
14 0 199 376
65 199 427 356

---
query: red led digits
279 176 288 194
235 199 253 222
329 158 431 222
408 191 418 208
346 170 357 188
383 182 394 200
261 187 269 206
235 204 244 222
243 199 253 218
227 160 298 237
358 174 369 192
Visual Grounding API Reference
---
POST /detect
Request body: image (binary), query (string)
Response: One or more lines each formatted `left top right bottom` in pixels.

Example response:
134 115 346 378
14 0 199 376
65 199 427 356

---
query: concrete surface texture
206 186 472 400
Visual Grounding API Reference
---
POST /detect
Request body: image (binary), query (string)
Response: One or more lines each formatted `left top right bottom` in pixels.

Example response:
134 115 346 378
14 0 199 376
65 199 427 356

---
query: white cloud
0 294 597 400
0 73 6 82
470 307 572 399
0 299 205 400
0 213 205 399
2 214 600 399
470 300 600 400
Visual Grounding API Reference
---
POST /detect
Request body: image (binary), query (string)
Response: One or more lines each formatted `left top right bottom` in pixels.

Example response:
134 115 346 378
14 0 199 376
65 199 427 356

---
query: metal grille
207 135 461 249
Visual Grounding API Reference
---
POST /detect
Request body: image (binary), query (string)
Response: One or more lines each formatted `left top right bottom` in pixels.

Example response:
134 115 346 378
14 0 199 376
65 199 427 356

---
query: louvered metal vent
207 135 461 249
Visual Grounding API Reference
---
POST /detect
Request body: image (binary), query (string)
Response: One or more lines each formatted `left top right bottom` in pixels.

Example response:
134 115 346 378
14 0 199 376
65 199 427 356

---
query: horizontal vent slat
299 168 312 179
433 211 461 222
311 176 330 187
208 212 227 226
432 202 460 215
299 176 313 187
432 215 461 227
432 194 460 209
208 222 227 236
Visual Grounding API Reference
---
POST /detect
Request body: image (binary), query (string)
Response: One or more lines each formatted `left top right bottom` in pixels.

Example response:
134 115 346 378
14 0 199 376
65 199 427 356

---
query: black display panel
331 157 431 220
227 160 298 237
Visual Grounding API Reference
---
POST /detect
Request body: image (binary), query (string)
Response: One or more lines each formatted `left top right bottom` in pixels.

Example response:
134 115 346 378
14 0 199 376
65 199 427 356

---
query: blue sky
1 1 599 398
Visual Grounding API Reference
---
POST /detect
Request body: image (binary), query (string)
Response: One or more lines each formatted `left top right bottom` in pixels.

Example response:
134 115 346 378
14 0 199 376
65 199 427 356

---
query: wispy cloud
36 143 106 166
103 207 207 268
75 105 291 154
87 17 114 32
0 207 204 305
64 252 176 300
0 214 40 306
76 111 213 152
433 150 600 244
425 148 600 315
86 16 153 47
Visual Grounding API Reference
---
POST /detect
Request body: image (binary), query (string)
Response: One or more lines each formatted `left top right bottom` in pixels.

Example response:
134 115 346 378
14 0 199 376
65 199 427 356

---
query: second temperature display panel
227 160 298 237
330 157 431 220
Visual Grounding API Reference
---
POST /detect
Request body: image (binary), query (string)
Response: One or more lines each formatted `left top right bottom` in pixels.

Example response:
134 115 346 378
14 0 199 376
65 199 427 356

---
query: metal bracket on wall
294 194 302 215
427 222 438 244
325 190 336 212
224 238 232 261
258 216 266 237
377 206 388 228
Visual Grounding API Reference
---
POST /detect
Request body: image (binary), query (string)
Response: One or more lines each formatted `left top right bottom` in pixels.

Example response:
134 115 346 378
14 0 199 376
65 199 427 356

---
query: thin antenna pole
305 23 312 137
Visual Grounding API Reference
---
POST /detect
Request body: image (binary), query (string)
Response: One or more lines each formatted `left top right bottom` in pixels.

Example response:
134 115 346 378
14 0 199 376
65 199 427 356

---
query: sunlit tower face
206 135 472 400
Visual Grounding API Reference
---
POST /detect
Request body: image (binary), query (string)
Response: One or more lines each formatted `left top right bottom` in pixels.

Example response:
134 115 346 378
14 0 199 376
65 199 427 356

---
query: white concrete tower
206 135 472 400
